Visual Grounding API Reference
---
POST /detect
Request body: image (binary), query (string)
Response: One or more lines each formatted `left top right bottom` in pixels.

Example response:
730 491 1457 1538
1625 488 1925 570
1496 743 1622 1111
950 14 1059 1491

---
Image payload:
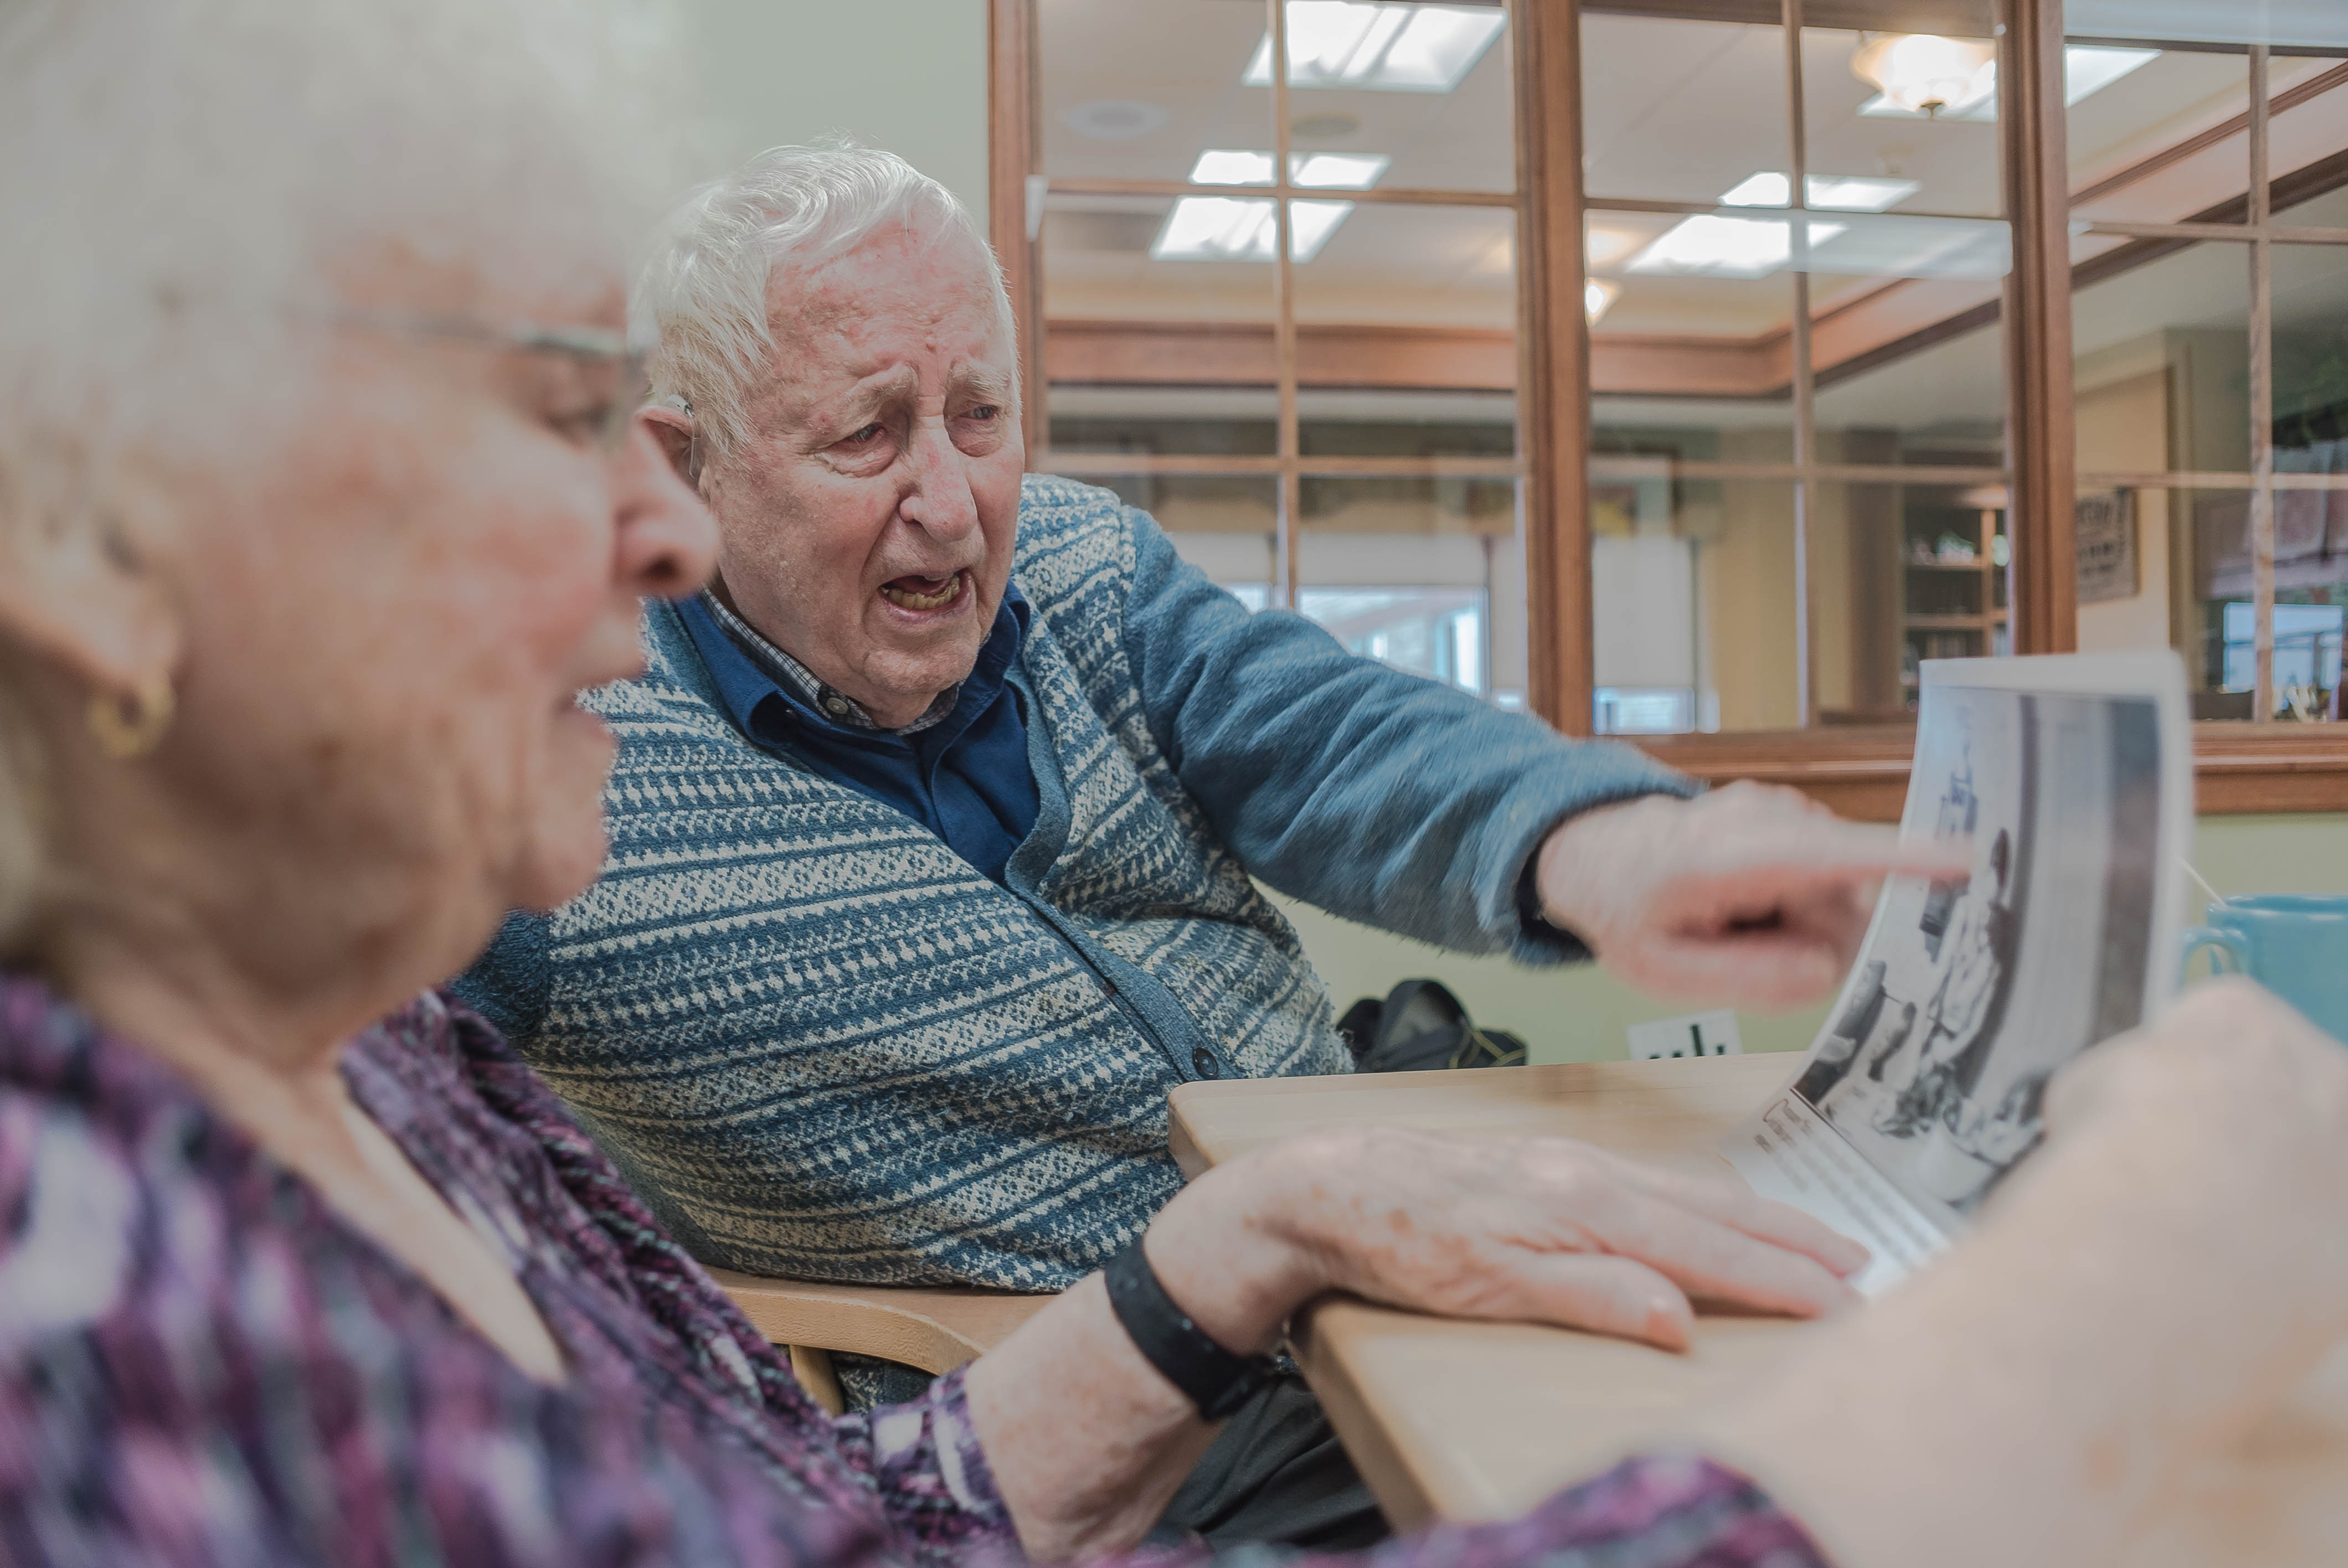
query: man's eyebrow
950 364 1016 403
817 365 920 427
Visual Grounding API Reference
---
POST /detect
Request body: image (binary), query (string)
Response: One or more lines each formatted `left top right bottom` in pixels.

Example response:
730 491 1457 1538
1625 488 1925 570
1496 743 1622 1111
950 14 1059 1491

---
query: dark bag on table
1335 979 1527 1074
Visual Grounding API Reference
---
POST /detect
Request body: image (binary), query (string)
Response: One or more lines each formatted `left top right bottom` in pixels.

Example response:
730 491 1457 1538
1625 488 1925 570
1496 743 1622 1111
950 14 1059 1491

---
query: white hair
633 142 1016 468
0 0 688 950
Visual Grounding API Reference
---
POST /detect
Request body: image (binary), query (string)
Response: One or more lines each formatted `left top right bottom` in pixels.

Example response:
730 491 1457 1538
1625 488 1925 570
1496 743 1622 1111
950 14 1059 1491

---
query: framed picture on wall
2076 491 2138 605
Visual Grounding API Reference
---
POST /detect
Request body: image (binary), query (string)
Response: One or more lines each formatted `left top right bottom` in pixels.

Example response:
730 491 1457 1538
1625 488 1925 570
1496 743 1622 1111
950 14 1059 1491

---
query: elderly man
459 143 1936 1546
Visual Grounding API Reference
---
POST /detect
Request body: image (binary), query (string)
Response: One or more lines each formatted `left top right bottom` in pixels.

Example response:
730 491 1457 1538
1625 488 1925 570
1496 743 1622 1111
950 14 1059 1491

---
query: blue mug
2179 895 2348 1044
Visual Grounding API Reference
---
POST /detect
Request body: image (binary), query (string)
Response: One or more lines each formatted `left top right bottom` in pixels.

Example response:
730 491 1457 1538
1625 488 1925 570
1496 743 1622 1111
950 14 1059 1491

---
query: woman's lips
878 570 968 612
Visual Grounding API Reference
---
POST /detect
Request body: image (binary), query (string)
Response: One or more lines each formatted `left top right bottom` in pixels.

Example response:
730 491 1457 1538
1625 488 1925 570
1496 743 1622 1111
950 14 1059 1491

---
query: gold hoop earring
86 674 176 760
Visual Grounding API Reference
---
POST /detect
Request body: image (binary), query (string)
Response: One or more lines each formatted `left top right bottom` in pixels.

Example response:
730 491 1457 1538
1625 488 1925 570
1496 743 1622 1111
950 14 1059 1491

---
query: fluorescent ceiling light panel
1718 172 1922 212
1858 45 2158 121
1151 197 1355 262
1190 149 1276 185
1188 150 1392 189
1584 277 1620 324
1626 215 1846 278
1244 2 1506 93
1293 152 1391 189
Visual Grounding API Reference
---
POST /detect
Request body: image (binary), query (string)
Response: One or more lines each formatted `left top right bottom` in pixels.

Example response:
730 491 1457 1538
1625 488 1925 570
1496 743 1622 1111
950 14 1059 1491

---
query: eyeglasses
333 311 652 454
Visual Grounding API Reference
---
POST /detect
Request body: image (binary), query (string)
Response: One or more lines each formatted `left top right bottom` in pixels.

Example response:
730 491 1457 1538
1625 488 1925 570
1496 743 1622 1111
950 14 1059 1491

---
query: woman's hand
1157 1126 1867 1356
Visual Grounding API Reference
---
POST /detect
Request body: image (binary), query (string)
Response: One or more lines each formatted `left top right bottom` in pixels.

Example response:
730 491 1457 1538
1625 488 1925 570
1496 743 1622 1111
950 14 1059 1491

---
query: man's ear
637 406 701 489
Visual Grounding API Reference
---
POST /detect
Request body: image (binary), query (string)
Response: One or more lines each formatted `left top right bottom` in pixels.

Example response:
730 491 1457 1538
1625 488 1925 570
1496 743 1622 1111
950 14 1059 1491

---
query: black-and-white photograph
1789 682 2164 1218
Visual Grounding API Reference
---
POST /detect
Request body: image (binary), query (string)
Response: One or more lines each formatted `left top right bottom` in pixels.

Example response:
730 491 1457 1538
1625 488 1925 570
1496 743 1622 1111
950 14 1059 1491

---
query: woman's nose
612 419 719 599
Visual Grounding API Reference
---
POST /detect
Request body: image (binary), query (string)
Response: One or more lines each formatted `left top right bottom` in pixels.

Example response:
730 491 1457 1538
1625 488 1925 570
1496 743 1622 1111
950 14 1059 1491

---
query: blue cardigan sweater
459 476 1691 1291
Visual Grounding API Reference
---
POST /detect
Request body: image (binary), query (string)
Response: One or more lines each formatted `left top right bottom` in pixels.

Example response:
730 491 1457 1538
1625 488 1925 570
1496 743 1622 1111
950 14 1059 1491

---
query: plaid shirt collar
697 588 957 735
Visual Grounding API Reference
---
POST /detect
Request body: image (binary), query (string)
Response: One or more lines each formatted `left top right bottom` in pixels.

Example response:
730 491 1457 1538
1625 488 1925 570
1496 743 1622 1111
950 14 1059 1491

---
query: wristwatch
1102 1240 1281 1422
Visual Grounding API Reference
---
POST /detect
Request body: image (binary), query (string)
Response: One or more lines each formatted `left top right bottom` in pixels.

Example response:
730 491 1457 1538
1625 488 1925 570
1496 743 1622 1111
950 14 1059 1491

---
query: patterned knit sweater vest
488 477 1351 1291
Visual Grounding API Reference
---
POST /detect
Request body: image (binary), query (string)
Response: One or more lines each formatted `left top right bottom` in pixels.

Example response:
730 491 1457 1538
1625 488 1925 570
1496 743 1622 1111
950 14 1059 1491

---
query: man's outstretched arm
1119 506 1960 1005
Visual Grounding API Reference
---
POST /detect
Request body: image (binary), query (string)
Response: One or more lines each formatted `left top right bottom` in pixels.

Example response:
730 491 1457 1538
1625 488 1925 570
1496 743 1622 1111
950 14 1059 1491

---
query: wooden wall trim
1044 319 1520 390
1999 0 2078 655
987 0 1045 465
1518 0 1594 735
1635 726 2348 820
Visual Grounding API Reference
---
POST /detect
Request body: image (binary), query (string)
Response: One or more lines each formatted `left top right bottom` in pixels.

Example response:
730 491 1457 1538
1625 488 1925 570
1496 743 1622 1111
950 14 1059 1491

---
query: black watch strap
1102 1241 1280 1422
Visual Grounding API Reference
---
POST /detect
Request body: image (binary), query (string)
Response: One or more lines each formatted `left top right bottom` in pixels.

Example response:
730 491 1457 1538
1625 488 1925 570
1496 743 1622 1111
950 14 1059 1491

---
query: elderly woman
3 4 2347 1568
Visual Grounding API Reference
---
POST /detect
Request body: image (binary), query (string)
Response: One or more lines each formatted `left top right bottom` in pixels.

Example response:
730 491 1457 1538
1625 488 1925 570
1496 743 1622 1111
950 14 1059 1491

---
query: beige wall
2073 332 2182 656
1271 812 2348 1065
1703 431 1803 730
672 0 988 222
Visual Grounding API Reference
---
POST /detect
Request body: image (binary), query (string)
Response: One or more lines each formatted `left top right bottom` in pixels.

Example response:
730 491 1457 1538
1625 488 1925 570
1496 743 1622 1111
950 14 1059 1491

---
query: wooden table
1167 1056 2348 1562
1170 1055 1800 1528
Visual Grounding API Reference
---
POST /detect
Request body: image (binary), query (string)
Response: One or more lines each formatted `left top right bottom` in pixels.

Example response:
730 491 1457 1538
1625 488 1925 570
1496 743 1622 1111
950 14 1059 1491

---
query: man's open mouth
879 571 967 612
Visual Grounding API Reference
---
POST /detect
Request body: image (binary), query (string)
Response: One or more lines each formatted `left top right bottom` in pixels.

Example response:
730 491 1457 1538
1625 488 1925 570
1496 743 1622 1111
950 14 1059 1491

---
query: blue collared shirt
676 586 1039 884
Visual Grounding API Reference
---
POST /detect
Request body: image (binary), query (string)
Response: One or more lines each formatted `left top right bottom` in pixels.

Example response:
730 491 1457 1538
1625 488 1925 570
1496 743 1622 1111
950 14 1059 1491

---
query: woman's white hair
634 142 1017 468
0 0 687 950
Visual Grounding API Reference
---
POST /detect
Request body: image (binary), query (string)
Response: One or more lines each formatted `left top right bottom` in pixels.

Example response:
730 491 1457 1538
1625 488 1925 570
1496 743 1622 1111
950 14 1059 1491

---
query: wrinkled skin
653 222 1022 730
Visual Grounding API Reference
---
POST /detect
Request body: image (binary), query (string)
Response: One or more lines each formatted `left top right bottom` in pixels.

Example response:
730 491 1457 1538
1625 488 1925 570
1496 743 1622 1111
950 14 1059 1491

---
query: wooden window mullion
1515 0 1593 735
1999 0 2079 655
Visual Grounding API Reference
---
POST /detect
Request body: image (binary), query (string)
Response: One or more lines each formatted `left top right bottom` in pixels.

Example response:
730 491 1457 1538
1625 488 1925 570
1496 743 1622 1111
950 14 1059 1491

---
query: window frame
990 0 2348 816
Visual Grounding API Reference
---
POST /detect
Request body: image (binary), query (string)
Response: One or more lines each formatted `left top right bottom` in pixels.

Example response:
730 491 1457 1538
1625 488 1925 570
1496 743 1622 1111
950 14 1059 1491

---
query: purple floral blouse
0 974 1827 1568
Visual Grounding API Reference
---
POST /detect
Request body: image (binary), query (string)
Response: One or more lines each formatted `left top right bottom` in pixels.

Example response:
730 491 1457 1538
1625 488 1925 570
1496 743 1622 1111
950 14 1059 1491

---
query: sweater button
1191 1048 1222 1079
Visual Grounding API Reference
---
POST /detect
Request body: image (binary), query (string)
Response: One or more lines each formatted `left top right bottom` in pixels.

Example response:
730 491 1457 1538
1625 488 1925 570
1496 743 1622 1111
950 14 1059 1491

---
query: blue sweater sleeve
450 909 555 1043
1118 507 1698 963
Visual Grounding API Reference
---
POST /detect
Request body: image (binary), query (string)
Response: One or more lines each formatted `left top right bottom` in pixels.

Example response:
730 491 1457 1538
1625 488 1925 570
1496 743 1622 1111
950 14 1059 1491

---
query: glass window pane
1276 1 1516 195
1592 400 1793 471
1048 385 1277 458
1888 479 2010 692
2068 50 2249 227
2164 484 2340 717
1802 19 2003 221
1582 13 1790 209
2075 239 2250 478
1299 387 1515 458
1587 478 1798 735
2268 57 2348 220
1086 472 1279 605
2267 238 2348 721
1296 518 1515 702
1814 316 2005 471
2068 2 2348 51
1292 201 1522 705
2073 243 2255 693
1587 252 1794 463
1038 0 1274 183
1815 480 1953 725
1038 188 1278 462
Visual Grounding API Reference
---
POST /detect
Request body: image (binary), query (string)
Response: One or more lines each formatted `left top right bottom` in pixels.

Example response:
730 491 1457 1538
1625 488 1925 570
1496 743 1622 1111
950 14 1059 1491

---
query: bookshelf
1900 504 2008 704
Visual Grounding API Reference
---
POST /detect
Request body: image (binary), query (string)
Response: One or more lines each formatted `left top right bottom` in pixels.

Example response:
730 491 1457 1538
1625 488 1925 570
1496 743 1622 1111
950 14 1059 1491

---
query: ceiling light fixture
1243 2 1506 94
1187 149 1392 189
1855 42 2158 120
1850 33 1996 117
1584 277 1620 324
1626 214 1846 278
1718 171 1921 212
1151 197 1355 262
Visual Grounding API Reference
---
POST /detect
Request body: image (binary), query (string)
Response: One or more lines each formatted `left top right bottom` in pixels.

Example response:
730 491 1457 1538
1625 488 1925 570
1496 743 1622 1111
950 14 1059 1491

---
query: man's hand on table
1535 781 1970 1009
